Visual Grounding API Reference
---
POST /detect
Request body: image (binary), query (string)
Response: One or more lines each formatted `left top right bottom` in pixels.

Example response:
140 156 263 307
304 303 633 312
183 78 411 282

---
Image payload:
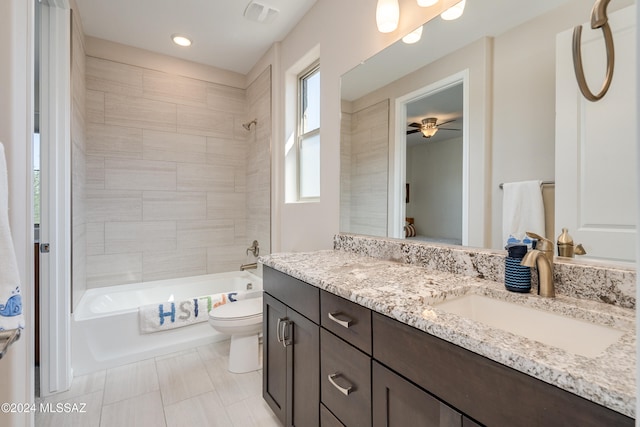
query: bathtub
72 271 262 375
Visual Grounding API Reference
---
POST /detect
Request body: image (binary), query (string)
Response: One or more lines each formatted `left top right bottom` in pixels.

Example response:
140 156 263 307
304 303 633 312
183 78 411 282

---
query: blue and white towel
138 290 259 334
0 143 24 331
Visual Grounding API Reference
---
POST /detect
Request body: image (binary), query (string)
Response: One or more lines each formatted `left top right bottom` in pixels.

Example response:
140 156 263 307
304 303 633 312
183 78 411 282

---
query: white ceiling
406 82 463 145
74 0 317 75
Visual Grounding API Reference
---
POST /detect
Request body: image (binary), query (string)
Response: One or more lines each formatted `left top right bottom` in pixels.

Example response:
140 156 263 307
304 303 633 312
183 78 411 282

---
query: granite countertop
260 250 636 418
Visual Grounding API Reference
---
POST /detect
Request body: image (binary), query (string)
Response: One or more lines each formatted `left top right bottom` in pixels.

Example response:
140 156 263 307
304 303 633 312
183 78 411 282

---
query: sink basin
432 294 624 358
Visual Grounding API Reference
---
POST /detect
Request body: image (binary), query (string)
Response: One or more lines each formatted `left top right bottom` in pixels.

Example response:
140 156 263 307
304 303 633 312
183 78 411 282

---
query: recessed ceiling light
171 34 192 47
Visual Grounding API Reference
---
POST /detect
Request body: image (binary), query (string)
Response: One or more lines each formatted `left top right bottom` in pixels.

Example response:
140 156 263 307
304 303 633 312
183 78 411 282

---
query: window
297 63 320 199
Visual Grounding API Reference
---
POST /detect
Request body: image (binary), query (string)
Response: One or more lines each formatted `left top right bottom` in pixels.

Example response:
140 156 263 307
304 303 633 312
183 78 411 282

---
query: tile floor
35 340 281 427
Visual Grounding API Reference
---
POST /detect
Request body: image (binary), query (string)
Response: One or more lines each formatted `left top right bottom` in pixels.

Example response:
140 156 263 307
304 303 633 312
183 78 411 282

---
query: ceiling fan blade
438 128 461 131
436 119 456 126
406 129 421 135
408 122 422 128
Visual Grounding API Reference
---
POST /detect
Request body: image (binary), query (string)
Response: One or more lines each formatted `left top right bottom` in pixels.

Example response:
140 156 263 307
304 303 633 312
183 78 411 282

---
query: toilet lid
209 297 262 321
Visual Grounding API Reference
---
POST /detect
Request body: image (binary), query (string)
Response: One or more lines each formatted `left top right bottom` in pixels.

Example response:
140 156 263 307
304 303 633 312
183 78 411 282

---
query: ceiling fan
407 117 460 138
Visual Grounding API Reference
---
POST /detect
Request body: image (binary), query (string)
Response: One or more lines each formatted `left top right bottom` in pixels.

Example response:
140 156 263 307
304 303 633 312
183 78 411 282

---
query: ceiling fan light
171 34 192 47
441 0 466 21
402 26 423 44
421 127 438 138
376 0 400 33
417 0 439 6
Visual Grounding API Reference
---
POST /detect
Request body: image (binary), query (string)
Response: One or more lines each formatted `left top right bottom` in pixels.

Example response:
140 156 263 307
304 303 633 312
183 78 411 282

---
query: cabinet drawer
321 404 345 427
264 266 320 324
321 329 371 427
320 290 372 354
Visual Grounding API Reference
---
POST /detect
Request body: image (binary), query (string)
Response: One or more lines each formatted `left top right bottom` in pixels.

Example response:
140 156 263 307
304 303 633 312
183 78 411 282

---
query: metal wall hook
572 0 615 102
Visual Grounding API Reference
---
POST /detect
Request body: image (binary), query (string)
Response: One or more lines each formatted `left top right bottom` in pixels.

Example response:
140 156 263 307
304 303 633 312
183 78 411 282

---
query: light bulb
376 0 400 33
417 0 438 7
402 26 423 44
171 34 192 47
441 0 466 21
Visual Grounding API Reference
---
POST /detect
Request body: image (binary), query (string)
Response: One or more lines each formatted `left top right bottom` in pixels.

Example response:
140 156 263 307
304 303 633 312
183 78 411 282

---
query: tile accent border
334 233 636 309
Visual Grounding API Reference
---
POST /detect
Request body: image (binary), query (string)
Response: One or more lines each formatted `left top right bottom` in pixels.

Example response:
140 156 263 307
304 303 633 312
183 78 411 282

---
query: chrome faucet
521 232 555 297
246 240 259 257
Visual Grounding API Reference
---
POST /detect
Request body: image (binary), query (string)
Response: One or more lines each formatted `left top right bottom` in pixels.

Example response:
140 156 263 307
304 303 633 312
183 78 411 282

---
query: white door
555 5 636 263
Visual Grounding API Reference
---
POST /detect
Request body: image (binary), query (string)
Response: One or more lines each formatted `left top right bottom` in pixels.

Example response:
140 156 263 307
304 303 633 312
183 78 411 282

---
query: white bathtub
72 271 262 375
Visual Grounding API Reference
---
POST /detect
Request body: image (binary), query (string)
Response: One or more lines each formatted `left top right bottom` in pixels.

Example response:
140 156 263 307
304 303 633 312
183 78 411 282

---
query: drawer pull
280 319 292 348
328 373 353 396
328 312 352 329
276 317 285 344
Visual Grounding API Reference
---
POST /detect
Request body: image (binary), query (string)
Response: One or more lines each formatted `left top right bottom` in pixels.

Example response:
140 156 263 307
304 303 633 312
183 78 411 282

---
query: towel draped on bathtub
138 290 257 334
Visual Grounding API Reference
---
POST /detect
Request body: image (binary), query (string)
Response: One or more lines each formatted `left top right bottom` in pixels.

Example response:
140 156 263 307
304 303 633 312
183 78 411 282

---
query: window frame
296 61 320 201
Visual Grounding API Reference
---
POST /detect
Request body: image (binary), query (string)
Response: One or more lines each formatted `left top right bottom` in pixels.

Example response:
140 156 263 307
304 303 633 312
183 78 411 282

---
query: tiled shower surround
71 35 271 306
334 233 636 309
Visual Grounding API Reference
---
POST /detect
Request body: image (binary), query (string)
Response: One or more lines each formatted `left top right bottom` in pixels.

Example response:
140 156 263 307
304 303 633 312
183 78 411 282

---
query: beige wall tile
105 158 177 191
142 247 207 282
206 137 246 168
105 221 177 254
86 189 143 222
206 83 246 114
87 123 143 159
206 245 246 274
176 163 234 192
143 130 207 164
86 222 105 256
206 192 246 220
177 104 233 138
176 219 235 249
143 69 208 108
143 191 207 221
86 56 143 96
86 253 143 288
105 93 177 132
86 89 104 124
86 155 105 189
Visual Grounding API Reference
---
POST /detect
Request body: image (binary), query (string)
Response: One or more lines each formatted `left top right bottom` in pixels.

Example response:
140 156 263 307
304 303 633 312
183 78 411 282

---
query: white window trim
296 61 320 202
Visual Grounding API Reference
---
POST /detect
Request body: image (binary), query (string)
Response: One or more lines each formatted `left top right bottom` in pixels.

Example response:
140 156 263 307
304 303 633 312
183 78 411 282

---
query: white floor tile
100 391 166 427
196 339 230 361
103 358 159 405
156 351 214 405
37 370 106 404
36 390 103 427
164 391 233 427
205 356 262 406
225 394 282 427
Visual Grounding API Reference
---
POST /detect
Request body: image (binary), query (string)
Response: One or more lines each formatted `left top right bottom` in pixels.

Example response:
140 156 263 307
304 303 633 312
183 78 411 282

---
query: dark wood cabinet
373 361 462 427
263 267 320 427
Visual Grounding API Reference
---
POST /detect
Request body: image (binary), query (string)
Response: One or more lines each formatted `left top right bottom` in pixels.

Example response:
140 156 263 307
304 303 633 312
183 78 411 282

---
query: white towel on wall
0 143 24 330
502 180 546 246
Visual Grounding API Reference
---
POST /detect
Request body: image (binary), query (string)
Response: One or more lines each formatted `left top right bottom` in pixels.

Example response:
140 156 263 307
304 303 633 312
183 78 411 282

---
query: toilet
208 296 263 373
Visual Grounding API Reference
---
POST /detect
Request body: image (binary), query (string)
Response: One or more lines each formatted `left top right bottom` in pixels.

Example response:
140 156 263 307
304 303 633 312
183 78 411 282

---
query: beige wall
81 40 270 288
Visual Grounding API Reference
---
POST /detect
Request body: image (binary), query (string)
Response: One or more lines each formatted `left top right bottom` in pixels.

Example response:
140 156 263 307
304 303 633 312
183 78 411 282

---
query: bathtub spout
240 262 258 271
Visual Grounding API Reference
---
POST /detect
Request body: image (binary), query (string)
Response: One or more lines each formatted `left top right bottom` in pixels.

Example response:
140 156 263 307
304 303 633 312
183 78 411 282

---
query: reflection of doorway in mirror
391 71 469 244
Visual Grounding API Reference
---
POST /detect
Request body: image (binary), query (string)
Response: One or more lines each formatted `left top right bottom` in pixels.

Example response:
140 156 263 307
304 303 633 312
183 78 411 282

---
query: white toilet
208 296 263 373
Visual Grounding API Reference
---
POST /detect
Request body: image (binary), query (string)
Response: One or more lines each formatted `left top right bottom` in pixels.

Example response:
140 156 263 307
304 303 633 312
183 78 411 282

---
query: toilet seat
209 297 262 322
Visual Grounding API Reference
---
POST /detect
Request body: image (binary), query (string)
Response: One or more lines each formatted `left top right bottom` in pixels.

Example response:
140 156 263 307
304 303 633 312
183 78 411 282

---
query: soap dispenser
556 228 586 258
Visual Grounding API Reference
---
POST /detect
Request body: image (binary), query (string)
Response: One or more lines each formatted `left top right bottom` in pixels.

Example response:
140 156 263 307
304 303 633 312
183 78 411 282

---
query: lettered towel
0 143 24 330
502 180 546 246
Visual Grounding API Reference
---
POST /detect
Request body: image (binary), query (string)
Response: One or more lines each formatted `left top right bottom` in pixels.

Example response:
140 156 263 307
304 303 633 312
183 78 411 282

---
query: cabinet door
263 293 288 425
373 361 462 427
287 307 320 427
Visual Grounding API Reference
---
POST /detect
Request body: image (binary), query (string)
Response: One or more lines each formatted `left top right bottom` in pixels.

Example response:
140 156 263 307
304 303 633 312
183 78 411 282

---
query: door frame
38 0 72 396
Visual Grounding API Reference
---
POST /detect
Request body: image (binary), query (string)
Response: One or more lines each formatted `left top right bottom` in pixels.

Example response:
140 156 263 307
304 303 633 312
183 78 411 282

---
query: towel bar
499 181 555 189
0 328 21 360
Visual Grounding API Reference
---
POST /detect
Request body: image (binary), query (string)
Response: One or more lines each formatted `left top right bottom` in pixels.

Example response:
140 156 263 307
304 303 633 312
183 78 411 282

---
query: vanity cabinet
263 267 320 427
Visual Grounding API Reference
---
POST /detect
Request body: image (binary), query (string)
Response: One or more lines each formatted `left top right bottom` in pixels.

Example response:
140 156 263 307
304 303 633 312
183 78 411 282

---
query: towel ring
572 0 615 102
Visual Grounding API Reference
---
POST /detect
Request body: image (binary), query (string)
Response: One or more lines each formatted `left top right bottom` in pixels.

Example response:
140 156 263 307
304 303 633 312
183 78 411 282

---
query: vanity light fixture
402 25 423 44
376 0 400 33
417 0 439 6
171 34 192 47
441 0 466 20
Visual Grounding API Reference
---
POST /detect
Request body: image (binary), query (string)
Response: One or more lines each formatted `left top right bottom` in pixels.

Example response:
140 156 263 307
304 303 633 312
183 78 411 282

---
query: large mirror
340 0 636 263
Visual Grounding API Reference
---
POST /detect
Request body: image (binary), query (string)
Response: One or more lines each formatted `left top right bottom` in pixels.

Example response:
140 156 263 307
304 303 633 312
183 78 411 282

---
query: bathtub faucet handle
246 240 259 257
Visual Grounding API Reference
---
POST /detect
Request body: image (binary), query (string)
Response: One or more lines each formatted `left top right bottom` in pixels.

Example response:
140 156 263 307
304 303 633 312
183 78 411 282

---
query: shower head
242 119 258 131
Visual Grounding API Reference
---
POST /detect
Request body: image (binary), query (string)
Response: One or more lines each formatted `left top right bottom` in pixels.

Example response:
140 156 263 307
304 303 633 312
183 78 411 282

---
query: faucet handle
525 231 553 251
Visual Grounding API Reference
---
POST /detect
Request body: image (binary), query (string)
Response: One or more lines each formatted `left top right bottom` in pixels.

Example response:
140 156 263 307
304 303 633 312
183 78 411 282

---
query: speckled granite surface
335 233 637 309
260 249 636 418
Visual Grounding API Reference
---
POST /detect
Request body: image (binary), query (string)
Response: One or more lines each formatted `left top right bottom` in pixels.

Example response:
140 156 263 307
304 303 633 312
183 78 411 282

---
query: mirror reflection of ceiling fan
406 117 461 138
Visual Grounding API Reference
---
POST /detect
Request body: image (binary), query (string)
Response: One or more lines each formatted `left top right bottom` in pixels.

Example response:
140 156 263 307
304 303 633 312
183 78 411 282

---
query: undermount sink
431 294 624 358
